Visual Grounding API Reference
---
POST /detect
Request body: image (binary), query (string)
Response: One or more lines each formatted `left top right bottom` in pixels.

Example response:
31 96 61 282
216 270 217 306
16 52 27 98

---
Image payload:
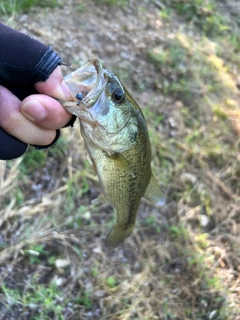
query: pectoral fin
105 223 135 247
105 152 135 178
144 174 165 206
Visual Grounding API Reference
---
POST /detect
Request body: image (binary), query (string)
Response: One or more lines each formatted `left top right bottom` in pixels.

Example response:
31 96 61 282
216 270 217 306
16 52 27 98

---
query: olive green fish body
62 59 164 247
81 97 152 246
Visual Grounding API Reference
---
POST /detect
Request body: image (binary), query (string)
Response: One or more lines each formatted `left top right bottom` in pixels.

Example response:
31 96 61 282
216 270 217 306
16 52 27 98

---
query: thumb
34 66 71 100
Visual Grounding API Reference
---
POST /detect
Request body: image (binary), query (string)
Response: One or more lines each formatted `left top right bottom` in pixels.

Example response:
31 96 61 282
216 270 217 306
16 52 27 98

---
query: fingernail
61 80 71 100
52 81 71 101
22 100 47 121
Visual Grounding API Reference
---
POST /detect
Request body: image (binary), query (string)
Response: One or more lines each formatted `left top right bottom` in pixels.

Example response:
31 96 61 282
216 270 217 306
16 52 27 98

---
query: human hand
0 66 72 147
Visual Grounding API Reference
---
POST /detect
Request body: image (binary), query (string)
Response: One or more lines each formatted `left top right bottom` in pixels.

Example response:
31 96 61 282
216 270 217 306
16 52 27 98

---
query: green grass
0 0 58 16
106 276 118 288
148 33 234 107
1 280 65 319
93 0 128 5
19 147 46 175
162 0 230 36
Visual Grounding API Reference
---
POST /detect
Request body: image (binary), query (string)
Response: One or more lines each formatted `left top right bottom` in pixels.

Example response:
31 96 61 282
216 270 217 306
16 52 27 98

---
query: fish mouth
80 59 110 108
63 59 132 138
63 59 138 154
64 59 111 109
64 60 98 97
62 59 113 124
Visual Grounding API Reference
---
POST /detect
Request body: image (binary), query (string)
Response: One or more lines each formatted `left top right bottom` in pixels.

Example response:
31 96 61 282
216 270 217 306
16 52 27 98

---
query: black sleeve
0 22 63 99
0 128 28 160
0 23 64 160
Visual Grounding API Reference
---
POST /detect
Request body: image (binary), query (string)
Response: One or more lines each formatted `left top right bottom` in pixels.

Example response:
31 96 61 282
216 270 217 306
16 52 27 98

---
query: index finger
34 66 72 101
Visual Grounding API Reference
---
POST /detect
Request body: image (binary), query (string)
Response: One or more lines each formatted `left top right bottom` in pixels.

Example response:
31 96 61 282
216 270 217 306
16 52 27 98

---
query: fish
61 59 164 247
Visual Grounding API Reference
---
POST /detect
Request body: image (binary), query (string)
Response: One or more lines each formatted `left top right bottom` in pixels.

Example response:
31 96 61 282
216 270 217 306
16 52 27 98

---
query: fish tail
105 223 135 247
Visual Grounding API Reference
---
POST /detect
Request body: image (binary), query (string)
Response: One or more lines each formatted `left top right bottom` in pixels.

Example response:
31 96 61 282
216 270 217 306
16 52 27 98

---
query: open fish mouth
64 59 111 110
62 59 136 153
80 60 111 108
62 59 130 133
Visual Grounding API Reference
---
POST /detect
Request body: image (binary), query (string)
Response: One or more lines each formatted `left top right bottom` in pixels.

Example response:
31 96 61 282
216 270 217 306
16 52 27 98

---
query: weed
195 233 208 249
106 276 118 288
168 224 188 241
213 105 228 120
23 244 47 264
149 33 232 107
0 0 57 16
12 186 24 206
19 147 46 175
47 136 69 159
91 267 99 277
71 245 82 258
144 215 156 226
77 4 86 12
1 280 65 319
159 7 172 21
64 174 90 215
94 0 128 6
162 0 229 36
148 37 197 103
74 292 92 308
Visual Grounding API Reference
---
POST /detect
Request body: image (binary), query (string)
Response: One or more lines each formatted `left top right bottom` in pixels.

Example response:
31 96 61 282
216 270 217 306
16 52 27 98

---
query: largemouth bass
61 59 164 247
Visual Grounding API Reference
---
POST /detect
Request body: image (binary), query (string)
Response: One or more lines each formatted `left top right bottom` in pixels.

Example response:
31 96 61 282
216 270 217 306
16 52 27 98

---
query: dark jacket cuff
0 23 63 100
0 128 28 160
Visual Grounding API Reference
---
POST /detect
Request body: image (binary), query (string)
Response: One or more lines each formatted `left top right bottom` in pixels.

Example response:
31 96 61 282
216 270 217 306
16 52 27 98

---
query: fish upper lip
79 60 120 110
80 60 109 109
63 59 116 111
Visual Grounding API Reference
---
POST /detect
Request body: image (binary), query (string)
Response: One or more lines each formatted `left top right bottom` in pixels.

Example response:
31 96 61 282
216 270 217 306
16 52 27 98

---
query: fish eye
112 88 125 104
76 92 83 101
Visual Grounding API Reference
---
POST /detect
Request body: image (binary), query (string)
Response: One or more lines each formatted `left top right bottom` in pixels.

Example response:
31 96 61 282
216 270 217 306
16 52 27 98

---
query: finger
21 94 72 130
34 66 72 100
0 86 57 146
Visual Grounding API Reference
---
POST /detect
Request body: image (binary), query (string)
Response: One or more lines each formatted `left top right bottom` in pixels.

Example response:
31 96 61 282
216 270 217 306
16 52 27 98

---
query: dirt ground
0 0 240 319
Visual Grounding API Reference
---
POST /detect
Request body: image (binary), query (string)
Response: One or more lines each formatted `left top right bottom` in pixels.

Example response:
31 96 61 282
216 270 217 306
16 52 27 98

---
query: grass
162 0 230 36
0 0 240 319
0 0 57 17
93 0 129 6
1 280 65 319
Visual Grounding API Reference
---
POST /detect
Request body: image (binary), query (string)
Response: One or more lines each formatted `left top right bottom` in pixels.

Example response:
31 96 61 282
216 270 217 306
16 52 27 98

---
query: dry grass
0 126 239 319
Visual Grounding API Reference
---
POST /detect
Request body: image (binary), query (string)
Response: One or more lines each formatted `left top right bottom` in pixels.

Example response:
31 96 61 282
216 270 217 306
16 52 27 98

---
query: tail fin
105 223 134 247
